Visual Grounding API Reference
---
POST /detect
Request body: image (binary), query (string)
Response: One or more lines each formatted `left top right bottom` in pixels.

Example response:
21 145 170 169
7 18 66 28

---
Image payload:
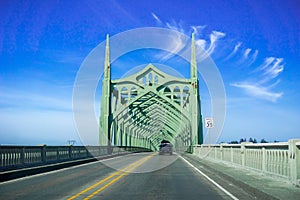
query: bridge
0 141 300 199
99 34 202 152
1 34 300 199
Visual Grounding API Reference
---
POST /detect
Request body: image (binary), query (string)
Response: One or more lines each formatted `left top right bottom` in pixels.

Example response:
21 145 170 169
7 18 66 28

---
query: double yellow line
68 153 154 200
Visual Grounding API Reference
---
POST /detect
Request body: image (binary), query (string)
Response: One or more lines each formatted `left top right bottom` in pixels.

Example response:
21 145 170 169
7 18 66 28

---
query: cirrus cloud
151 12 284 103
231 82 283 102
151 13 225 61
231 57 284 102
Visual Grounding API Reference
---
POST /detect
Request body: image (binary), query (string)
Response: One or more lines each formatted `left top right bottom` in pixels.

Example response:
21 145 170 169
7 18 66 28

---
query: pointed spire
190 33 197 79
104 34 110 79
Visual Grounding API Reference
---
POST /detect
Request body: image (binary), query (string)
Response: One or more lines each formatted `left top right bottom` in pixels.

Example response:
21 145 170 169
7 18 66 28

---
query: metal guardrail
0 145 150 171
194 139 300 186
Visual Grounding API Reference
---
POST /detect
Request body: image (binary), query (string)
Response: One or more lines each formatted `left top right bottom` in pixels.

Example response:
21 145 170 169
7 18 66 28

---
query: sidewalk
183 153 300 200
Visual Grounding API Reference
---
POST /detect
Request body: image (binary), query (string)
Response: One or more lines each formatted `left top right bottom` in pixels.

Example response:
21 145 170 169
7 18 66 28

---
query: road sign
205 118 214 128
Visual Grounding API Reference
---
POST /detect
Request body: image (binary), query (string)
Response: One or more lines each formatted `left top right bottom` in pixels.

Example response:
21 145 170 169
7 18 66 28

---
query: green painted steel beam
99 34 203 151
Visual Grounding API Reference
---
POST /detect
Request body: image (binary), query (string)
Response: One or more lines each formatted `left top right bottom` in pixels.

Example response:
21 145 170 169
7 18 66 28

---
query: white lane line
180 156 239 200
0 153 142 185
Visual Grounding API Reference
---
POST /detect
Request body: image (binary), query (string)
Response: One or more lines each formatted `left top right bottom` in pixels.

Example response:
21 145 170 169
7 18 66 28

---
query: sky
0 0 299 145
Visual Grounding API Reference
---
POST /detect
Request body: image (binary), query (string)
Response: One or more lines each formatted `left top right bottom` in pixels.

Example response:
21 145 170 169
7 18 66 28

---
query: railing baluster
195 139 300 186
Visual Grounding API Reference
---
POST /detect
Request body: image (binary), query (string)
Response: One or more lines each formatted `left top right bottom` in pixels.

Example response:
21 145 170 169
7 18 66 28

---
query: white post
230 147 234 163
288 139 300 185
241 142 246 167
220 144 224 161
262 147 266 173
214 146 217 159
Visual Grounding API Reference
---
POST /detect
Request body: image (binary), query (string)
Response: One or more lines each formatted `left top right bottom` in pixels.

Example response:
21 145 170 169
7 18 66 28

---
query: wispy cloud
231 57 284 102
191 25 206 36
243 48 252 59
231 82 283 102
160 32 186 60
258 57 284 82
224 42 260 69
198 31 225 61
249 50 258 65
151 12 162 24
241 49 259 67
225 42 242 60
165 20 186 34
195 39 206 49
223 39 284 102
150 12 284 102
158 21 188 61
151 12 225 61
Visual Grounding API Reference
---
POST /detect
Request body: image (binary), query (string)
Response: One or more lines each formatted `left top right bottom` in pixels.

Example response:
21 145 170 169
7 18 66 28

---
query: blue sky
0 0 299 145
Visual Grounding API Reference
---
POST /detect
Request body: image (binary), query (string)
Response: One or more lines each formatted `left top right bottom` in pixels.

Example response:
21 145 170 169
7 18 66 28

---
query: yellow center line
84 154 154 200
68 153 155 200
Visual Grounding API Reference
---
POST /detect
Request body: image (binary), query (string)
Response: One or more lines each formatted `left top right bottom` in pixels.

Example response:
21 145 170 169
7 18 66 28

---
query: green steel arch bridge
99 34 203 152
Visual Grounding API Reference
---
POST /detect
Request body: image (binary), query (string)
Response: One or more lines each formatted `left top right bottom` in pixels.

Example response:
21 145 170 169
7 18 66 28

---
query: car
159 142 173 155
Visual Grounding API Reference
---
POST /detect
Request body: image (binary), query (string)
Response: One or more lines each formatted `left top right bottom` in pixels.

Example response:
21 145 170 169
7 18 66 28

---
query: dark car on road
159 142 173 155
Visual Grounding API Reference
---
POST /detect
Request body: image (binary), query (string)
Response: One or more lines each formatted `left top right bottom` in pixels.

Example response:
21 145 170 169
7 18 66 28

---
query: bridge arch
100 34 203 152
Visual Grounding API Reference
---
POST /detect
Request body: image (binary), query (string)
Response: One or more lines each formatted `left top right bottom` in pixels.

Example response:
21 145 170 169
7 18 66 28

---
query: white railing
193 139 300 186
0 146 150 170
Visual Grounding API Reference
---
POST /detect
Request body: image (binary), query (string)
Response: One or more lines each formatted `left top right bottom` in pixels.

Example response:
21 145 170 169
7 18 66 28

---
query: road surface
0 152 235 200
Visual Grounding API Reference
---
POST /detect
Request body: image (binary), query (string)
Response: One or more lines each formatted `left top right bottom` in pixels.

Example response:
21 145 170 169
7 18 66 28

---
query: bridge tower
99 34 111 146
99 34 203 151
190 33 203 145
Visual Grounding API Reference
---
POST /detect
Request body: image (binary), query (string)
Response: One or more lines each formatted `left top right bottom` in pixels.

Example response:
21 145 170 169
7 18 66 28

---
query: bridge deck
1 153 297 199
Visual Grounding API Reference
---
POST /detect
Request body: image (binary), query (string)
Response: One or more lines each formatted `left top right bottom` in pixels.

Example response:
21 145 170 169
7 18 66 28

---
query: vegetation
226 138 272 144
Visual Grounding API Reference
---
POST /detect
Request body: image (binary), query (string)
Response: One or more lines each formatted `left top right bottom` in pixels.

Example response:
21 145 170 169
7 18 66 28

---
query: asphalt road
0 152 235 200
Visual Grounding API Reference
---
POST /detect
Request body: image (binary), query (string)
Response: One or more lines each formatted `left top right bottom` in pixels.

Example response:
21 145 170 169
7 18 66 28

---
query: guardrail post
288 139 300 185
220 144 223 161
21 147 25 165
56 147 59 161
69 146 72 159
230 147 233 163
214 146 217 159
262 147 266 173
241 143 246 167
0 148 2 167
41 145 46 163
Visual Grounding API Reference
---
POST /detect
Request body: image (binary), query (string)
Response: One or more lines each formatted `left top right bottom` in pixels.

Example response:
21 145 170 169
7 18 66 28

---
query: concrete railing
193 139 300 186
0 145 150 171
